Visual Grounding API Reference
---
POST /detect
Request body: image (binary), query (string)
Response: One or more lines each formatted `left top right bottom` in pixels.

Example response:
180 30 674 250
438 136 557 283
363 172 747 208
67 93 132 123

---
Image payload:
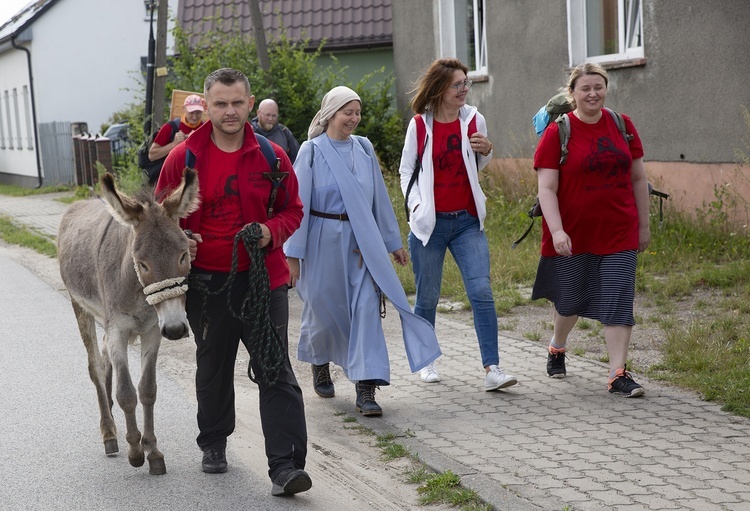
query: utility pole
247 0 270 73
153 0 169 128
143 0 156 138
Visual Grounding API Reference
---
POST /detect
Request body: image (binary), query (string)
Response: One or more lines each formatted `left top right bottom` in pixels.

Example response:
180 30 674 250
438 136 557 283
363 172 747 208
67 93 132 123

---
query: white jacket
398 105 492 246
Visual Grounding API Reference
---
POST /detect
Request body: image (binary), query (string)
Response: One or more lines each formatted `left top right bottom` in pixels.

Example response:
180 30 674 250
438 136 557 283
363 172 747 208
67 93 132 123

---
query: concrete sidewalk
2 191 749 511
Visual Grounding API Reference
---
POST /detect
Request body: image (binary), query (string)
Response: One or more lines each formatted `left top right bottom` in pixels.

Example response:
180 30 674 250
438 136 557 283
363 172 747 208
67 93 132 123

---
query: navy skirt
531 250 637 326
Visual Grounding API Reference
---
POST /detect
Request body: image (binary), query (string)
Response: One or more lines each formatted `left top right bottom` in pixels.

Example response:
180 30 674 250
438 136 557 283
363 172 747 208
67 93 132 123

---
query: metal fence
38 121 75 185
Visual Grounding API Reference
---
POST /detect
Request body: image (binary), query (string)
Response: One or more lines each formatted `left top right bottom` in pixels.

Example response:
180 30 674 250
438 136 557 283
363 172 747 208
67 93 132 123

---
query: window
0 94 5 149
567 0 643 67
439 0 487 77
23 86 33 150
13 88 22 149
4 90 13 149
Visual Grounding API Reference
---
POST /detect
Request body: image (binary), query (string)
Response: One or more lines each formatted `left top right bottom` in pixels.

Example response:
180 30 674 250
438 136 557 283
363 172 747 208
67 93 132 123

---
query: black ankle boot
312 363 335 398
355 381 382 416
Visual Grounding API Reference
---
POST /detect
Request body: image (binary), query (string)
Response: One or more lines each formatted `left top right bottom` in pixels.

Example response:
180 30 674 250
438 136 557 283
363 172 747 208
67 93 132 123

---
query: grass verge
341 414 491 510
0 216 56 258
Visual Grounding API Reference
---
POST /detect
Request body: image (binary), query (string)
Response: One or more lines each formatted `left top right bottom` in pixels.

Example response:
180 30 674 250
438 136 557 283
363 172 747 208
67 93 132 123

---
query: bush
167 19 404 171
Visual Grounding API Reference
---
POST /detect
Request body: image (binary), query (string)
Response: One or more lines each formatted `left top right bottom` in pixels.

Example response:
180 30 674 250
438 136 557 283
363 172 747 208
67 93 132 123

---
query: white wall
0 49 37 178
30 0 177 133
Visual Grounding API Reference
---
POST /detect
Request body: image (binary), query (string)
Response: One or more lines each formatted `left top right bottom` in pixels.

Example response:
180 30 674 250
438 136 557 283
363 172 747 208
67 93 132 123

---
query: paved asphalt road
0 248 305 511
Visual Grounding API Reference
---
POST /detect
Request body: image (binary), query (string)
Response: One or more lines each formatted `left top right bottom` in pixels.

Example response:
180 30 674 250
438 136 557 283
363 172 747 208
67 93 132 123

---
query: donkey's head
100 169 200 340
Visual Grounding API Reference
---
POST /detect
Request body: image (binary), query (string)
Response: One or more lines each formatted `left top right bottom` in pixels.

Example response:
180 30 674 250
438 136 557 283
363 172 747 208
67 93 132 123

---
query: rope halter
134 260 188 305
142 277 188 305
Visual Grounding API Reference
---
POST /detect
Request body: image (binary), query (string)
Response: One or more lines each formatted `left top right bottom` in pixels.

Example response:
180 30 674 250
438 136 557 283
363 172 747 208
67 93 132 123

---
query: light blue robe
285 134 441 383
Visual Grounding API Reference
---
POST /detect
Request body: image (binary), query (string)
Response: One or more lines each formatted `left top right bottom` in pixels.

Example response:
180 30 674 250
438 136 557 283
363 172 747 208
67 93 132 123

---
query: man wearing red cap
145 94 206 184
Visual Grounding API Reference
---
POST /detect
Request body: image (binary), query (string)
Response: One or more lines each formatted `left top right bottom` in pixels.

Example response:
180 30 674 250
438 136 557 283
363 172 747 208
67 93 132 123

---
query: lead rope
189 223 285 386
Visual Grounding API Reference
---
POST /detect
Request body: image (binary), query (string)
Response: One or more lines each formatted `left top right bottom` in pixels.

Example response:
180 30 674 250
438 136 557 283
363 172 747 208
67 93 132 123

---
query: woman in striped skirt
531 63 651 397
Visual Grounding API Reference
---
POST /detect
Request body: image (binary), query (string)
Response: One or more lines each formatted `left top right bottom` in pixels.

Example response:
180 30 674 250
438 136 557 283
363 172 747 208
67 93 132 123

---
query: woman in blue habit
285 86 441 416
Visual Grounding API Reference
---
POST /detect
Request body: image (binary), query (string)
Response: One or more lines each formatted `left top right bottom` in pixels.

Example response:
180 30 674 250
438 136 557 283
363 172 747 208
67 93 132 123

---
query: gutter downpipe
11 35 43 188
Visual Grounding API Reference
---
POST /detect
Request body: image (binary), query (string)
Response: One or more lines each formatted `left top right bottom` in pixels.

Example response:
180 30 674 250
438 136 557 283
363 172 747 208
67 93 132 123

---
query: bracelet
480 143 494 157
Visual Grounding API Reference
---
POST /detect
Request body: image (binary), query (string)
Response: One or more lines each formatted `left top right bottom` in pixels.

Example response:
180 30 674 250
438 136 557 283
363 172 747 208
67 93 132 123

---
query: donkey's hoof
104 439 119 455
128 451 145 468
148 457 167 475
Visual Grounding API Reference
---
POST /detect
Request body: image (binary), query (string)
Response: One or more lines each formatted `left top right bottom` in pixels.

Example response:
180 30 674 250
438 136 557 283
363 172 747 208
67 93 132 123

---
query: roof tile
178 0 392 50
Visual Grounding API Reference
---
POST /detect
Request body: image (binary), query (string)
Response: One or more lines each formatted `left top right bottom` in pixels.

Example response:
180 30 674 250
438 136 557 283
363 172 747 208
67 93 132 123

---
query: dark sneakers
547 347 567 378
201 447 228 473
608 367 645 398
312 363 335 398
271 468 313 496
355 382 383 416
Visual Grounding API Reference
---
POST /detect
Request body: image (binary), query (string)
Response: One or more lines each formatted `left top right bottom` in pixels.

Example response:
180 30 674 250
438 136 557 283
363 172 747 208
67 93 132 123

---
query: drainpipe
11 35 43 188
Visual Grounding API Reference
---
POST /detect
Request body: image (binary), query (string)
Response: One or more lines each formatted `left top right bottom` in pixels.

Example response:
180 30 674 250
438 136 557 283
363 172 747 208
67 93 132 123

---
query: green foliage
166 19 404 171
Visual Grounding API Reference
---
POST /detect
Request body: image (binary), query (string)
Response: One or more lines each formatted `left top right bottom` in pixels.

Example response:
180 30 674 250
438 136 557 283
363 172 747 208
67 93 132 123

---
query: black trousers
186 270 307 479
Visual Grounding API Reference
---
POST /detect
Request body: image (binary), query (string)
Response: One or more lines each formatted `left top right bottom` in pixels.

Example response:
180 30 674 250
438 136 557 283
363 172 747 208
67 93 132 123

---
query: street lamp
143 0 156 138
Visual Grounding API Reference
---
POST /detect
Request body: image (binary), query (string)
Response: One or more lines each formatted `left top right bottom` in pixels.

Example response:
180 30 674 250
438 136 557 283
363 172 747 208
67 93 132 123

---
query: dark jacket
250 117 301 163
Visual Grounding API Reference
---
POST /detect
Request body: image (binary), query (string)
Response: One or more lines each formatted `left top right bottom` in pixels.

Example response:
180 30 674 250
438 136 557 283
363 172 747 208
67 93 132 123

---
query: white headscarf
307 86 361 140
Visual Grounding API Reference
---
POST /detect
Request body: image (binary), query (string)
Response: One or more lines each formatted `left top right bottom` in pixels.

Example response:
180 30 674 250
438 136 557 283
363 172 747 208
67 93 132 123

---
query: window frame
567 0 644 67
438 0 488 78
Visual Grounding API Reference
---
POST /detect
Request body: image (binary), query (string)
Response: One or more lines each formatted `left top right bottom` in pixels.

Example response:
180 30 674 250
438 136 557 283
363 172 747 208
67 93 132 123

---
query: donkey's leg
106 327 144 468
71 300 119 455
139 328 166 475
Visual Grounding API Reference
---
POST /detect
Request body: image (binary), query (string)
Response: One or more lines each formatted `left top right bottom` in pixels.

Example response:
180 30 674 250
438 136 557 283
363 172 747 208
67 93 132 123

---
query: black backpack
138 118 181 185
513 97 669 248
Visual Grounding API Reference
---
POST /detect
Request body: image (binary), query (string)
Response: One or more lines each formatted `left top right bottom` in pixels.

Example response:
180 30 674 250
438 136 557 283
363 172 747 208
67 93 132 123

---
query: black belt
310 209 349 221
435 210 469 219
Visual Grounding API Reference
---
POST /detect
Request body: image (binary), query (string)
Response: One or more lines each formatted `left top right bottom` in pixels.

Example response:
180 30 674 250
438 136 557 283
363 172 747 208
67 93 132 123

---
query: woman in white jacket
398 58 518 391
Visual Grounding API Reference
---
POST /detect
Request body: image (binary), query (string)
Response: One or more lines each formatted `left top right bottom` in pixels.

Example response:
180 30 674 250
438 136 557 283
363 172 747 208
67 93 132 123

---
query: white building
0 0 175 186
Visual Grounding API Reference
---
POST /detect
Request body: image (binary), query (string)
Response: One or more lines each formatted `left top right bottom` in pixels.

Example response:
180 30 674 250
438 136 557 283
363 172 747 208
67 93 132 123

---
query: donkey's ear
162 167 201 220
100 173 144 226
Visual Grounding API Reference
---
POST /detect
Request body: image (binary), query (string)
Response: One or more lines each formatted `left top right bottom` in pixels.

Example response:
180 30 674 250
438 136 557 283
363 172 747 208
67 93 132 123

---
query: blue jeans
408 211 499 367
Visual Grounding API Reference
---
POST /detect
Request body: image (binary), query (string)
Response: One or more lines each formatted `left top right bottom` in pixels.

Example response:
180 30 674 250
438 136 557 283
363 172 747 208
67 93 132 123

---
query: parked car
102 123 131 157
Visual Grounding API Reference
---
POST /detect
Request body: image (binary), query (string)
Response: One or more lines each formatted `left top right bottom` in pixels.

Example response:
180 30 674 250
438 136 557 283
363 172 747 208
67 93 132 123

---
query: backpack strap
168 118 181 137
404 114 428 221
555 114 571 165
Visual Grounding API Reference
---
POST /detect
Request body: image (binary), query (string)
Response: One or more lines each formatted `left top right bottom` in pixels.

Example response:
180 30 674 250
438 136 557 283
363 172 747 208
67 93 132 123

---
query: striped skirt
531 250 637 326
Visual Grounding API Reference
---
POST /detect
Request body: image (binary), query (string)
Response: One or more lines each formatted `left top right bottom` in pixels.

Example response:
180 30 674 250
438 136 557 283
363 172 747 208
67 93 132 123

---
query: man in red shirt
145 95 206 185
155 68 310 496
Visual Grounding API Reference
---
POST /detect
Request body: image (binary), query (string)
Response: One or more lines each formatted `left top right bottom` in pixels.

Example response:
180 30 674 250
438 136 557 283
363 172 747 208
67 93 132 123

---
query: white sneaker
420 363 440 383
484 365 518 391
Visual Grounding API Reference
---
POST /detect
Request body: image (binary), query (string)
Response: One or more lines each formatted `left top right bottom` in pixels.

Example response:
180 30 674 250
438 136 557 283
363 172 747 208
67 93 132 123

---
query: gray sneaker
484 365 518 391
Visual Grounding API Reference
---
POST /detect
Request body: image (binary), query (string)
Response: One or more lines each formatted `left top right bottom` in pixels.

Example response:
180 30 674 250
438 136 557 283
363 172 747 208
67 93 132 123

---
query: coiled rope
189 223 285 386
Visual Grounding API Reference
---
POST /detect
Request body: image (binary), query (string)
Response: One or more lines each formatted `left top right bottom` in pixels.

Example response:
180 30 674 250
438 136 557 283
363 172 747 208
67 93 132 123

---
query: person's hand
392 248 409 266
469 133 493 155
287 257 300 287
638 226 651 253
551 230 572 257
257 223 272 248
174 131 187 143
185 231 202 261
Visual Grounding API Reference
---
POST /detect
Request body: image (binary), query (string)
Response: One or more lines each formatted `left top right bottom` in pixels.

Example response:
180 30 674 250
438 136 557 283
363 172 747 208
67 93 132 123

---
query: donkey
58 169 200 475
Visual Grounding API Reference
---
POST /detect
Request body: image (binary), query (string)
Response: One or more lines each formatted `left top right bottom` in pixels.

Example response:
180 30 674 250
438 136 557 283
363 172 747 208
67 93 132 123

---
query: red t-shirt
153 119 201 146
432 119 477 215
192 144 248 271
533 112 645 257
